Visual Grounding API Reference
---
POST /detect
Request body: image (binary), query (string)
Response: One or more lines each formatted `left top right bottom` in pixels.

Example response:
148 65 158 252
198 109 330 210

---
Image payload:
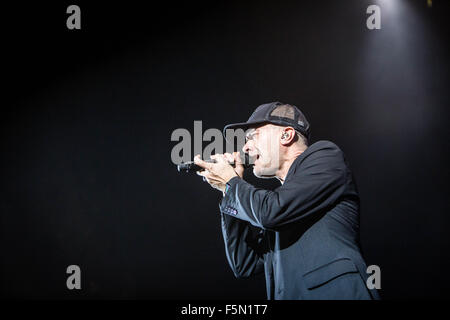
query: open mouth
247 153 260 165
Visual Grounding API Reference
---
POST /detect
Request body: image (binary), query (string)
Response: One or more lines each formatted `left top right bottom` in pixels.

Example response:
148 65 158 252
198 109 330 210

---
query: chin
253 167 276 179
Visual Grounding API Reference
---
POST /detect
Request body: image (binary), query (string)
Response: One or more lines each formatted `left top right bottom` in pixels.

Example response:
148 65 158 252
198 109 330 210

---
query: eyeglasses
245 128 302 143
245 129 259 143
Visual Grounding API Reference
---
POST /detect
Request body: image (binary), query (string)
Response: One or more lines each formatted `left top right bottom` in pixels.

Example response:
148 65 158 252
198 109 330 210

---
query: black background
1 0 449 299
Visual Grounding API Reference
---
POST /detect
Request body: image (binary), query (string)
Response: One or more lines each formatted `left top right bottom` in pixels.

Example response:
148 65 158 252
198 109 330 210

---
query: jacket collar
283 140 330 184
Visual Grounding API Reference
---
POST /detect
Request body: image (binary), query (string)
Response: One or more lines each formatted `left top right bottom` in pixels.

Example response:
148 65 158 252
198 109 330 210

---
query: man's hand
195 152 244 193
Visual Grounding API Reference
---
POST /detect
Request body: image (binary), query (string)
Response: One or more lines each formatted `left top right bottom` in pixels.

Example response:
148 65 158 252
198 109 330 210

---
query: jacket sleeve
219 144 347 231
220 212 267 278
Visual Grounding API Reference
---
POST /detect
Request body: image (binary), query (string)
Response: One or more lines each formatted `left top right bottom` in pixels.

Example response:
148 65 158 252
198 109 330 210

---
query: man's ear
280 127 296 145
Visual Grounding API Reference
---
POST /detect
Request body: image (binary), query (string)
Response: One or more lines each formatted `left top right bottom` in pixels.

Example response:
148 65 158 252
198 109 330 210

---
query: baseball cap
223 102 311 140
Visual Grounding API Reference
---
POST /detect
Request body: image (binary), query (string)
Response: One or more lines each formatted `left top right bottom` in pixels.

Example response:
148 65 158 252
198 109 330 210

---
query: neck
276 146 307 184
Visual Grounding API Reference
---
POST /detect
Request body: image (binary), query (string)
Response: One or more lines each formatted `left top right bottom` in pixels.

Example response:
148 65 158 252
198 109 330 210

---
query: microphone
177 155 253 173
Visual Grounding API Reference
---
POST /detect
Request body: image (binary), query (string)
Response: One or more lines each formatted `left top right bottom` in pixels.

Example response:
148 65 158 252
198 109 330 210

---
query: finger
194 154 213 170
213 153 228 164
232 152 244 178
224 153 234 164
211 154 226 164
198 171 212 183
196 169 211 177
233 152 243 165
199 169 219 182
202 173 221 186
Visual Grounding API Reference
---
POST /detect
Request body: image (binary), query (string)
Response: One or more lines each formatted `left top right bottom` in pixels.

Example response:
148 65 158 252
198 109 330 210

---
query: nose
243 139 255 155
242 140 251 154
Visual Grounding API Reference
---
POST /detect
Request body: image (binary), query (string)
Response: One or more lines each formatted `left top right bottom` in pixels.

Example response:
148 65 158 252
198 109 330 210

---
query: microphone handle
177 159 252 173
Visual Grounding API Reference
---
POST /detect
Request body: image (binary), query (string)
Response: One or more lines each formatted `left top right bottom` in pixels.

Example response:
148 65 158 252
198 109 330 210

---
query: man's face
243 124 281 178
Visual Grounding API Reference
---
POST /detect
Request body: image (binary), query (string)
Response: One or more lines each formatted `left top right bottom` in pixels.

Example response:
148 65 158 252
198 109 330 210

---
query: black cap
223 102 310 140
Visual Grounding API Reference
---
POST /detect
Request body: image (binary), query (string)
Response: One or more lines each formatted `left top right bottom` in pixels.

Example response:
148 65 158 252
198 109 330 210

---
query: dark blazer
219 140 380 300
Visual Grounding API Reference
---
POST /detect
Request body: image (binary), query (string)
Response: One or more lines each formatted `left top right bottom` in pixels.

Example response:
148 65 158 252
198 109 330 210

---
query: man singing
194 102 380 300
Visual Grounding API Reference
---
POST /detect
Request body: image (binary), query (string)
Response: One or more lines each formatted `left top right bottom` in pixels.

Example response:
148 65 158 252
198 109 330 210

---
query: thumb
233 152 244 165
232 152 245 178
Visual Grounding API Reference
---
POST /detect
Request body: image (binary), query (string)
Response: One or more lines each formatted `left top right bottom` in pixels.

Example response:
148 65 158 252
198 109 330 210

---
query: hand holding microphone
194 152 244 193
177 152 252 173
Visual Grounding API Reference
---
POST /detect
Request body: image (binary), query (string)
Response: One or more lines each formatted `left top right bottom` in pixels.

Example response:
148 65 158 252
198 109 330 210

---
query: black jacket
219 140 380 300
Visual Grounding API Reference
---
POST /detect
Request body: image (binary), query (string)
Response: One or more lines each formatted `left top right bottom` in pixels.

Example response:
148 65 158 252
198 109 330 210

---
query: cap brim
222 120 269 141
222 120 267 138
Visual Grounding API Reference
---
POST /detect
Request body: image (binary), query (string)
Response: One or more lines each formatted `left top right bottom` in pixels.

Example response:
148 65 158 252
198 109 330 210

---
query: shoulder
308 140 341 152
292 140 346 171
302 140 343 159
283 141 348 183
